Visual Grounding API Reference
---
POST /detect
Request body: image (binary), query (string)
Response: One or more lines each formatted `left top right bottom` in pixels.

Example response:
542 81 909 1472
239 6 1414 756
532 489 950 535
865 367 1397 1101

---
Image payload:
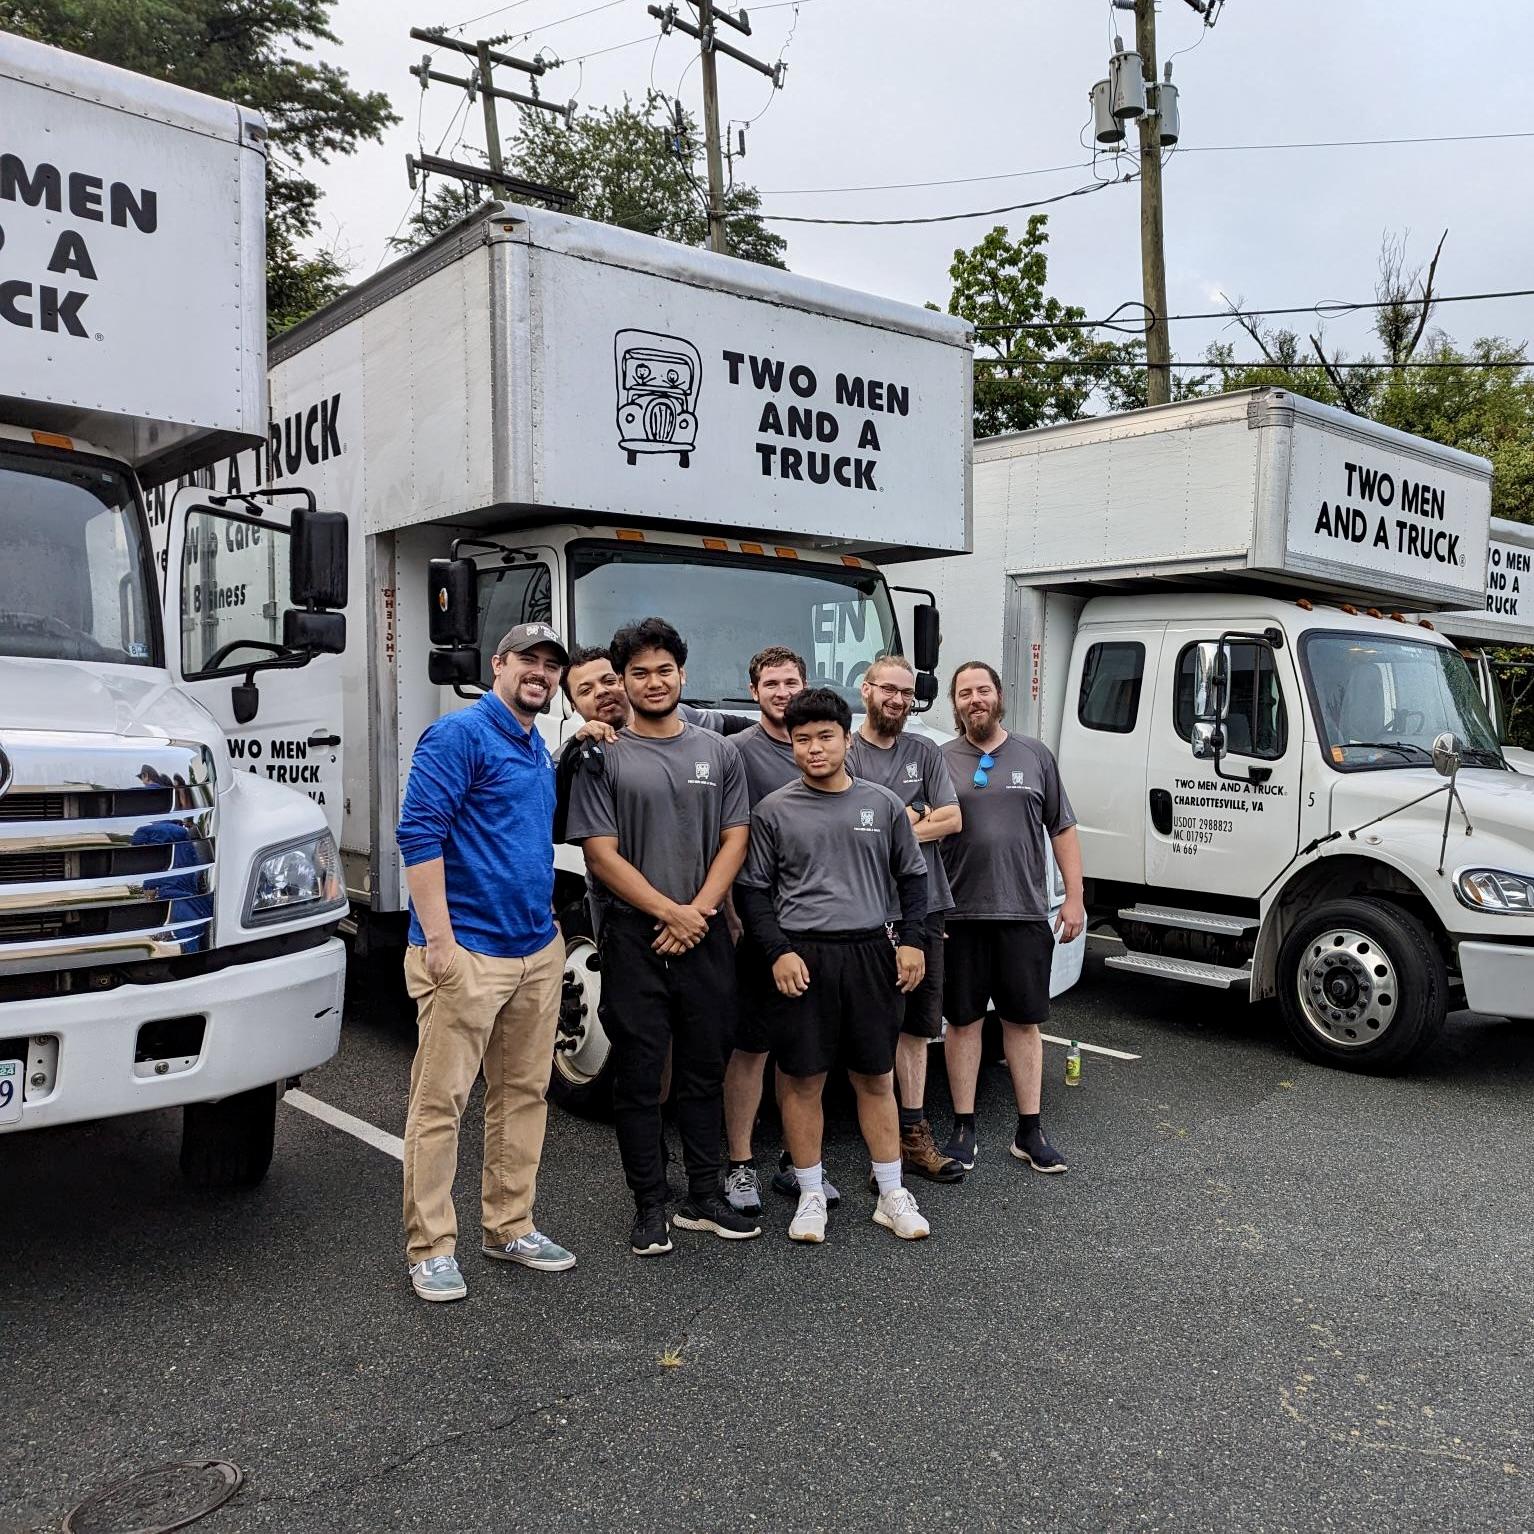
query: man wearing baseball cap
396 622 575 1302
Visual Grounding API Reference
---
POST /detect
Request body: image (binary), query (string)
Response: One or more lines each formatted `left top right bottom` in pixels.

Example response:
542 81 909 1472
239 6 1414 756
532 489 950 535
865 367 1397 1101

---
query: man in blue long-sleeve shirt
396 622 574 1303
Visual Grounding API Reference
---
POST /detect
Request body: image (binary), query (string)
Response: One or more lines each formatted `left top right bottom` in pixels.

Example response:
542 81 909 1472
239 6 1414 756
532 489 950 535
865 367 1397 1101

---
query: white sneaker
788 1188 828 1243
873 1186 930 1241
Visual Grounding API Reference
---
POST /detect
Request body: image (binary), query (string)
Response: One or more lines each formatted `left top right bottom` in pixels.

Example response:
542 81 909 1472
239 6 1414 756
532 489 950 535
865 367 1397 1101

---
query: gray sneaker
410 1253 467 1302
482 1230 577 1272
724 1163 764 1216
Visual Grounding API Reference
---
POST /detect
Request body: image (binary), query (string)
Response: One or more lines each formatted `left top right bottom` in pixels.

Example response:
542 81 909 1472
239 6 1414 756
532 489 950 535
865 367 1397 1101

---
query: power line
756 130 1534 199
566 32 656 62
757 176 1128 227
972 286 1534 333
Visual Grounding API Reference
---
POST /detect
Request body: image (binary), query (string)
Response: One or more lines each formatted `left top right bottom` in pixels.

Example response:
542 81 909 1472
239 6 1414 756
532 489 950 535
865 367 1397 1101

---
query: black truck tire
1276 896 1447 1071
180 1082 280 1188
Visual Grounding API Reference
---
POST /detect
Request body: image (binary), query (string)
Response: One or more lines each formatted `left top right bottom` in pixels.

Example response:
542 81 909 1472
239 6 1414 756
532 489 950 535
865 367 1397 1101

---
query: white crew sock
871 1158 902 1196
794 1162 824 1196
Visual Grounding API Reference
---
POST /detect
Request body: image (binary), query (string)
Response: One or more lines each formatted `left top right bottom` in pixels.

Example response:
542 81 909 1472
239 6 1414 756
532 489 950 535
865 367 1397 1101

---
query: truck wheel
180 1083 279 1188
548 930 613 1118
1276 897 1446 1071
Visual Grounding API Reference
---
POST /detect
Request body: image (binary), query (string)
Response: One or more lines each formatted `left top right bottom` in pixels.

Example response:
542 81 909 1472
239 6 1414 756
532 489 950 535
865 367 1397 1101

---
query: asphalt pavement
4 955 1533 1534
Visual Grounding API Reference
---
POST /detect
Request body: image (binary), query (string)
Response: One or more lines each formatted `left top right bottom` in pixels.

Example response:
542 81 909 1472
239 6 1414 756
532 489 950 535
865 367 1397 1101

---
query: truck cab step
1118 904 1258 937
1103 951 1253 990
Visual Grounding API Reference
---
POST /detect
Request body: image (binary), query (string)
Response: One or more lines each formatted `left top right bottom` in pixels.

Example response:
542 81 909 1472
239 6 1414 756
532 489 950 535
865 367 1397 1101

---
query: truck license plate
0 1059 21 1125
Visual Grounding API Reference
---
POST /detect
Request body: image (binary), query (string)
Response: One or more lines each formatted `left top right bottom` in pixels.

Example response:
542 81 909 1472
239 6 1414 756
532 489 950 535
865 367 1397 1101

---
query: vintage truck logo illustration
615 329 701 468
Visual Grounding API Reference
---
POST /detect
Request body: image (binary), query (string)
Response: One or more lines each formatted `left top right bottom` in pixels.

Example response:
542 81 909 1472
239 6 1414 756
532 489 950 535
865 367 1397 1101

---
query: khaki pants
402 934 564 1263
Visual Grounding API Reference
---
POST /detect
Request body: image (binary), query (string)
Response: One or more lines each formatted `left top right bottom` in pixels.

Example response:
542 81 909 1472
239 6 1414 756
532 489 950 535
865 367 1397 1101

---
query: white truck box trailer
192 202 1077 1108
891 390 1534 1070
0 33 351 1184
1416 517 1534 770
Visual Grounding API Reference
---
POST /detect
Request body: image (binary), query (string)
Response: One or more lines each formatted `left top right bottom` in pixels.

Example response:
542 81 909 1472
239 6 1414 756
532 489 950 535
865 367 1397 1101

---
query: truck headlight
246 833 345 924
1454 868 1534 915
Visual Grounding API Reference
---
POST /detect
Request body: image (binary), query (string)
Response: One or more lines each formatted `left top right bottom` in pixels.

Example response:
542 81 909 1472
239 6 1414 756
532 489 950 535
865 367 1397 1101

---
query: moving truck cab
896 390 1534 1070
0 36 350 1183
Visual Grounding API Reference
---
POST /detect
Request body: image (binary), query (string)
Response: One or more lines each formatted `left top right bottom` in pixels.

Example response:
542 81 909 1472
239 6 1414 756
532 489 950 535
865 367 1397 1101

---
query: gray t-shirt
848 729 959 914
566 723 750 908
940 732 1076 923
733 723 800 807
739 777 925 934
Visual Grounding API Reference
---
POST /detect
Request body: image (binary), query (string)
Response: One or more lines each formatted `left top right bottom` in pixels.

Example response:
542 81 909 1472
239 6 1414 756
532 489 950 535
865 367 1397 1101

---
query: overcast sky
306 0 1534 369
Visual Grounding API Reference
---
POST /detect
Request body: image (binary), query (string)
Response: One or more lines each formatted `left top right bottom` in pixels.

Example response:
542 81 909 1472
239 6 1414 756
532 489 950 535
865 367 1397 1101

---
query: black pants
599 911 737 1208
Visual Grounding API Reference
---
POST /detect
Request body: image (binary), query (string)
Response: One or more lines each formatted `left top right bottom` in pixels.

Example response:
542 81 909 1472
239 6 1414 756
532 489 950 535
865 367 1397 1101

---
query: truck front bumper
0 938 345 1133
1458 941 1534 1020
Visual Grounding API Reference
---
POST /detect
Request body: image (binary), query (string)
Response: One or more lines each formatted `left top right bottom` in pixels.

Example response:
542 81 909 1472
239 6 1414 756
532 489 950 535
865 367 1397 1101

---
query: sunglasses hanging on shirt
973 752 996 789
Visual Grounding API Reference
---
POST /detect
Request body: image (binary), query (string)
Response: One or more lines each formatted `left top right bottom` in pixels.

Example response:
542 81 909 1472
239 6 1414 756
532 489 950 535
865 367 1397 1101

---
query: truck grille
0 736 217 975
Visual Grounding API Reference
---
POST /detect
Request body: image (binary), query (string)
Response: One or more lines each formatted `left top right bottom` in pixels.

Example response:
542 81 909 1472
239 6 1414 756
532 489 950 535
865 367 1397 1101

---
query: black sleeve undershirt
736 883 792 963
894 869 928 948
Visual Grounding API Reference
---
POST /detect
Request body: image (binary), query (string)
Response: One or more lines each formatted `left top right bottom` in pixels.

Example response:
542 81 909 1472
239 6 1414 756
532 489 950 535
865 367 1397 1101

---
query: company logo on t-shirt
854 807 882 834
1010 771 1028 789
904 761 920 781
690 760 715 788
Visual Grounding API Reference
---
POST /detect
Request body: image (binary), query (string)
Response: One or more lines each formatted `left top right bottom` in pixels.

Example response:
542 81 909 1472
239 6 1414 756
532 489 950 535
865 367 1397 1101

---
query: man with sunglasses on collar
939 660 1085 1176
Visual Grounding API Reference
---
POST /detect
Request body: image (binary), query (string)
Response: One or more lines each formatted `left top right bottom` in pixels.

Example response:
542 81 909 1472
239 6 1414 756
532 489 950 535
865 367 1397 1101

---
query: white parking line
284 1088 404 1161
1040 1033 1142 1061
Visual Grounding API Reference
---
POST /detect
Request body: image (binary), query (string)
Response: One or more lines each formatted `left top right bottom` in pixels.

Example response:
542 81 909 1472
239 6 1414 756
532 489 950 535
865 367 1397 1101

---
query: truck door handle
1149 788 1173 835
307 733 342 748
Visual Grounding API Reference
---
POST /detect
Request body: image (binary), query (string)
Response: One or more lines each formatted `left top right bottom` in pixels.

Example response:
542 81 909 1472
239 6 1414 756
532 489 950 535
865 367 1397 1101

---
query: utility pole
1134 0 1171 405
405 28 576 208
697 0 728 254
648 4 786 258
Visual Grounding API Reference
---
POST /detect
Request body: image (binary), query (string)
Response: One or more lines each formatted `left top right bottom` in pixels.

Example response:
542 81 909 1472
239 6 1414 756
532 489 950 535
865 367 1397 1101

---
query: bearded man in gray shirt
737 688 932 1245
565 618 760 1257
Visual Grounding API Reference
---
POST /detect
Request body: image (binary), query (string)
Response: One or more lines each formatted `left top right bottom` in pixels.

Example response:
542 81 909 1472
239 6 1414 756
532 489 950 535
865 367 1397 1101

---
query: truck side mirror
1190 721 1223 760
1192 641 1227 724
428 558 479 648
289 508 349 610
913 671 939 711
1431 731 1463 778
429 647 480 687
912 604 941 675
284 609 346 655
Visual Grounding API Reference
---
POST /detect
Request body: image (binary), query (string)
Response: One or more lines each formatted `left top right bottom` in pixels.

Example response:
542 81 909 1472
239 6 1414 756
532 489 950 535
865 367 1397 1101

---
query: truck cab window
1175 641 1288 760
1078 641 1145 732
476 562 553 687
0 448 155 666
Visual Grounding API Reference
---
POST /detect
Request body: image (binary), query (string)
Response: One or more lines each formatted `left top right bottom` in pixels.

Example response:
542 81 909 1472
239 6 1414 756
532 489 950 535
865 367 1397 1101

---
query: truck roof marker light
841 555 863 568
1419 619 1436 630
615 528 645 541
1296 598 1314 611
740 541 765 555
775 547 799 560
702 537 728 550
31 430 73 450
1389 612 1405 622
1365 608 1383 620
1341 604 1359 616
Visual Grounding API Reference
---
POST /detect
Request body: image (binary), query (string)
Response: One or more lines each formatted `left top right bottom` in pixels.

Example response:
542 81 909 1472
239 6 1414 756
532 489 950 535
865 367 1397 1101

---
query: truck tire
1276 896 1447 1071
180 1082 279 1188
548 924 614 1119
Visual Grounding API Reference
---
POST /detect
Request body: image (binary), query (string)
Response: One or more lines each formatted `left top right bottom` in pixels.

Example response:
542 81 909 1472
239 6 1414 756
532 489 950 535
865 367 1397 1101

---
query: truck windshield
570 542 898 707
1302 631 1504 771
0 447 156 666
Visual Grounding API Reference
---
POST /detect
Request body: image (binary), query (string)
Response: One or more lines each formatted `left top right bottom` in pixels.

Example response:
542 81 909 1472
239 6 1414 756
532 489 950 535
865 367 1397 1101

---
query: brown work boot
901 1119 965 1183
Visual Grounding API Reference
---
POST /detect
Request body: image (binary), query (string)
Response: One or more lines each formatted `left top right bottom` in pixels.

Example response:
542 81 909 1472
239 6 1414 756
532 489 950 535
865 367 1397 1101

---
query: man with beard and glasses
848 655 965 1185
722 645 844 1219
396 623 575 1303
737 688 932 1244
939 660 1085 1176
565 617 760 1256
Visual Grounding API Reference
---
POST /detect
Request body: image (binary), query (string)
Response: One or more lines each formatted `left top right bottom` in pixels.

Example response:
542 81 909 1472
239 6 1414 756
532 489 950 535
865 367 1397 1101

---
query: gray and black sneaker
631 1205 674 1257
724 1162 764 1216
482 1230 576 1271
771 1150 841 1208
672 1192 762 1240
409 1254 467 1303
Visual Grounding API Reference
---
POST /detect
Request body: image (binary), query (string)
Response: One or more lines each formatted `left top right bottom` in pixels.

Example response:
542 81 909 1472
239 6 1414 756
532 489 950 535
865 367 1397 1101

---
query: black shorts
901 912 947 1040
943 919 1054 1027
765 928 904 1078
733 933 777 1055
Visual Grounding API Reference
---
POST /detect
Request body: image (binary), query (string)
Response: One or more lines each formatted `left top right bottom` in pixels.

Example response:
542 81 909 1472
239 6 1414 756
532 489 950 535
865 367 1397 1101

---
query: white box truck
0 34 352 1183
1417 517 1534 771
890 389 1534 1069
187 202 1084 1111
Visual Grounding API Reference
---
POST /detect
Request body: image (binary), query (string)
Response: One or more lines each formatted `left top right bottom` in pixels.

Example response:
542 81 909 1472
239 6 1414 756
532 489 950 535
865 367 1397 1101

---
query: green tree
395 93 785 267
3 0 397 333
937 216 1147 437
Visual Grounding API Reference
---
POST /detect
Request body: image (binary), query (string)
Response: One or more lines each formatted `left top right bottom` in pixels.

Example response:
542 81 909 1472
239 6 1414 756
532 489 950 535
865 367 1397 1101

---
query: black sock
728 1157 752 1170
898 1106 924 1131
954 1112 976 1131
1017 1112 1042 1146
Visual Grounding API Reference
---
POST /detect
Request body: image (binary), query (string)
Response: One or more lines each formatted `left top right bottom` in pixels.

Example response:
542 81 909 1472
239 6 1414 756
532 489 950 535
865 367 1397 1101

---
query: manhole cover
62 1460 243 1534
